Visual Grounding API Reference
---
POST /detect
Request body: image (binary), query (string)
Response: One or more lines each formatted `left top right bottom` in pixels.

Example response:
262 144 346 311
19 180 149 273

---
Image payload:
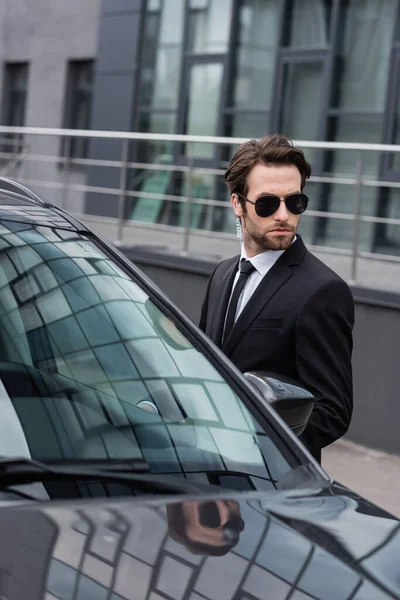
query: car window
0 220 300 491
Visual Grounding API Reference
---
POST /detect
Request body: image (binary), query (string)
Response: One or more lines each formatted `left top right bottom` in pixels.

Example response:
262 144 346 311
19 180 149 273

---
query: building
0 0 100 214
1 0 400 256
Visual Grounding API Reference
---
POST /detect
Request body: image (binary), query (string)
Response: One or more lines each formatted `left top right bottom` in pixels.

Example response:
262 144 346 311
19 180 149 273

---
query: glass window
284 0 332 47
39 289 72 324
13 274 40 303
295 180 321 246
188 0 233 54
138 0 185 110
185 62 224 159
48 317 88 354
145 379 185 421
333 0 397 111
377 188 400 254
62 348 106 384
131 111 176 224
168 343 224 379
232 0 280 111
73 258 97 275
76 305 120 345
327 115 382 178
127 338 181 378
94 343 139 381
88 275 130 301
1 62 29 153
137 1 161 107
34 264 58 292
173 383 219 420
2 63 28 126
137 110 176 164
229 112 269 138
106 301 155 339
9 246 42 272
280 59 326 164
389 66 400 171
12 227 47 246
62 60 95 159
205 382 249 428
61 278 100 312
133 1 183 228
149 5 184 110
177 171 220 230
321 115 381 250
0 221 307 493
282 0 397 254
34 243 69 263
0 255 17 281
20 304 43 332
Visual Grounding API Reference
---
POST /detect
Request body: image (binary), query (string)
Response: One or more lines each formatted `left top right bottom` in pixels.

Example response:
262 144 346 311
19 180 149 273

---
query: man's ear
231 194 242 217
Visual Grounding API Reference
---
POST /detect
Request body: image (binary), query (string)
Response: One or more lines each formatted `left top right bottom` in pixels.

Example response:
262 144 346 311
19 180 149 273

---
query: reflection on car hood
0 483 399 600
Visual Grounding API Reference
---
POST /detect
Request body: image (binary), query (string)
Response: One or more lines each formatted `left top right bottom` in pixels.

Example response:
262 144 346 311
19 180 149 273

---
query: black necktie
223 259 256 344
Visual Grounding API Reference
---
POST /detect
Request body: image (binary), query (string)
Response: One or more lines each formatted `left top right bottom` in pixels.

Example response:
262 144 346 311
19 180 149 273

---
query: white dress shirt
229 237 297 324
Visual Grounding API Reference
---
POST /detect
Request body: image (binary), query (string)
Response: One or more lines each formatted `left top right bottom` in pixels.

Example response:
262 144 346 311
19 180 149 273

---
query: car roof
0 177 80 230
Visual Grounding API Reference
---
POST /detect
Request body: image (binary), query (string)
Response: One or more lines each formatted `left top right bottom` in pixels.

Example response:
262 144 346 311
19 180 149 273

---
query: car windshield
0 219 306 492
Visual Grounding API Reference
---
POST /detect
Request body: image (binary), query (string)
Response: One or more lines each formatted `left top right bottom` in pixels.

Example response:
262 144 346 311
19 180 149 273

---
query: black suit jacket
199 236 355 462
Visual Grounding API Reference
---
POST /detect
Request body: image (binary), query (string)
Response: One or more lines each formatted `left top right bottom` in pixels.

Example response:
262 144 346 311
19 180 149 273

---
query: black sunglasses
236 192 309 218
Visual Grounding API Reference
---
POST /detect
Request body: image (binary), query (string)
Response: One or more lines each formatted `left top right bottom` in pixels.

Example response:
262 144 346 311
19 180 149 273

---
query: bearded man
199 134 354 463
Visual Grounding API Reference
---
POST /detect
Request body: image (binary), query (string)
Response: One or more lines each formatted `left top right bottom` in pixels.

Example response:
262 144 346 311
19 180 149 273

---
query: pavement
322 439 400 518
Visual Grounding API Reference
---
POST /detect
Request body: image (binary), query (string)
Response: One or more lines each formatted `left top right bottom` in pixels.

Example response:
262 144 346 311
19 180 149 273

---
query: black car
0 177 397 600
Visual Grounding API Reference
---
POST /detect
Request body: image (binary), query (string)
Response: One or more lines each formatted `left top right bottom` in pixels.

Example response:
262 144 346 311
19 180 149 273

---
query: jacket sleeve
295 278 355 460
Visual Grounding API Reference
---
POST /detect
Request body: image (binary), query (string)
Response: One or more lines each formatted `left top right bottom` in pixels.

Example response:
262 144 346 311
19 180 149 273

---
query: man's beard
242 214 296 252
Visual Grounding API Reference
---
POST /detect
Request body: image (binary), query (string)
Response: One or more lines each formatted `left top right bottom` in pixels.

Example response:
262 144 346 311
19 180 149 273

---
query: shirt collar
240 236 297 276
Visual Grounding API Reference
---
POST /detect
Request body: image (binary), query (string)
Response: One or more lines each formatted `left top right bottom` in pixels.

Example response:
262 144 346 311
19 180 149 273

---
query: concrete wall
350 301 400 454
0 0 101 212
120 246 400 456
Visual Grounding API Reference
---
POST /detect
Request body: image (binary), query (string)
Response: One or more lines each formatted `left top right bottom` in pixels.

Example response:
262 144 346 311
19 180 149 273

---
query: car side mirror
243 371 314 436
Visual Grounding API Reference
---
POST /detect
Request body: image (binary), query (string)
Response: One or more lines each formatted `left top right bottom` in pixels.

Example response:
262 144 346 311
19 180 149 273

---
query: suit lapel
222 236 307 356
212 255 239 347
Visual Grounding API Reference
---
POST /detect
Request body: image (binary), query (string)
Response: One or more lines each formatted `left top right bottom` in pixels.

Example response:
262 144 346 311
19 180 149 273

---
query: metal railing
0 134 29 177
0 125 400 285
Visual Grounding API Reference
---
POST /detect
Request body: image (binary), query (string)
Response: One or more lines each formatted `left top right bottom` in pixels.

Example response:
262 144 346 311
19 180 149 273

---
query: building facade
2 0 400 255
0 0 100 212
88 0 400 255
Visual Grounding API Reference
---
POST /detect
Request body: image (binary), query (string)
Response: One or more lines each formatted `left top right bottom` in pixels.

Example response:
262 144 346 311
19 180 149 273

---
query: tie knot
240 259 256 276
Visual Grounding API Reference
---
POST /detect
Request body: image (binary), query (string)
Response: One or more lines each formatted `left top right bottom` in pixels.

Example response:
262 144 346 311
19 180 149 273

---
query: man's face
181 499 243 551
231 163 302 256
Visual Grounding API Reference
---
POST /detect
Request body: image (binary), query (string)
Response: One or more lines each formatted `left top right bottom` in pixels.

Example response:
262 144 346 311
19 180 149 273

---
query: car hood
0 481 399 600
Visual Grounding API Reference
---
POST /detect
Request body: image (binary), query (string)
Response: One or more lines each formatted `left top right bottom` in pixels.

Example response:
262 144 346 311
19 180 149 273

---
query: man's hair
224 134 312 200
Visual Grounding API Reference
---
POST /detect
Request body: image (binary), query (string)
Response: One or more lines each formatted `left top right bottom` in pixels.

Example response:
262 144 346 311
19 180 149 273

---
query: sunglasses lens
286 193 308 214
253 194 309 217
254 196 280 217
